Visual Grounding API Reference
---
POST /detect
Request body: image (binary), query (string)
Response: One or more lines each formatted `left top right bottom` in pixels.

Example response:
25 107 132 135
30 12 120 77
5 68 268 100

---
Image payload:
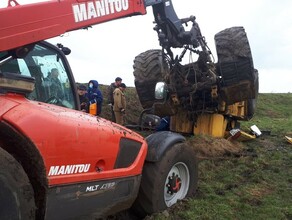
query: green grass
241 93 292 136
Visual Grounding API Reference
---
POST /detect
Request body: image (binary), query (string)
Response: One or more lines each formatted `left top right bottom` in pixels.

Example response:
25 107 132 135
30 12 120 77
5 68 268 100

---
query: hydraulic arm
146 0 211 64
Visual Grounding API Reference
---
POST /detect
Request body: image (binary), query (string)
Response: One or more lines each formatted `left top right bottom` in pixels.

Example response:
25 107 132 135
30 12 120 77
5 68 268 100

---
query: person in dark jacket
77 84 89 112
49 68 64 99
87 80 103 116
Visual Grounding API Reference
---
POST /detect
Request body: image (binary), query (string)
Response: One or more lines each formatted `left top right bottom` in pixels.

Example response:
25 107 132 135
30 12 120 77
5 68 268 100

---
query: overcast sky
2 0 292 92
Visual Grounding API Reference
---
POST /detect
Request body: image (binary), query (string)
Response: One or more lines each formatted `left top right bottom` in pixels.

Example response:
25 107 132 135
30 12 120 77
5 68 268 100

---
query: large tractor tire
215 26 253 62
132 143 198 217
133 49 169 109
0 147 35 219
215 26 258 119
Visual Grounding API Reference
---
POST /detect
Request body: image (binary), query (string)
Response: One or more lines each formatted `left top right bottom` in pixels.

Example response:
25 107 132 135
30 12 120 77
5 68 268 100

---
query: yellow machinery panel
219 101 247 119
170 109 193 134
194 114 228 137
226 101 246 118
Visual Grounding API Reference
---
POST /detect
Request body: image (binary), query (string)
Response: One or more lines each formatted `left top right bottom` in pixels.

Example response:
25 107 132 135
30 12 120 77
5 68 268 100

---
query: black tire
215 26 253 62
133 49 169 109
0 148 35 219
215 26 258 114
132 143 198 217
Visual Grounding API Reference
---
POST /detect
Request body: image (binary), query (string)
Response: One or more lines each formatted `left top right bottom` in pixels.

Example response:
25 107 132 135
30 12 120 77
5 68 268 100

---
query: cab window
0 43 76 109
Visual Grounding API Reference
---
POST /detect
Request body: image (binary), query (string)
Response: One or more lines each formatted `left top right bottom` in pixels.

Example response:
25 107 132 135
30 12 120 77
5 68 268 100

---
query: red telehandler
0 0 257 219
0 0 200 219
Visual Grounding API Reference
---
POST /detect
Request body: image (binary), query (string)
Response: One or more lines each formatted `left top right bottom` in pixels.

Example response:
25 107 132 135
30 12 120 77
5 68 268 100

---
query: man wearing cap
107 77 122 122
113 83 127 125
77 84 89 112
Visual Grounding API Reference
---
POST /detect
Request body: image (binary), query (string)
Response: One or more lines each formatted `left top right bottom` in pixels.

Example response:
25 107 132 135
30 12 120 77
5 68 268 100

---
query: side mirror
155 82 167 100
57 43 71 55
61 47 71 55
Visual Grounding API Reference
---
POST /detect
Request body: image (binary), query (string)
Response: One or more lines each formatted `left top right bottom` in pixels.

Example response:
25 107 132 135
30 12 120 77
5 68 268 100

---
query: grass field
99 85 292 220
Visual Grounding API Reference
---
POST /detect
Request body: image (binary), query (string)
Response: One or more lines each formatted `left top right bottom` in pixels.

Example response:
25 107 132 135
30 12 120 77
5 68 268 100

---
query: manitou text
73 0 129 22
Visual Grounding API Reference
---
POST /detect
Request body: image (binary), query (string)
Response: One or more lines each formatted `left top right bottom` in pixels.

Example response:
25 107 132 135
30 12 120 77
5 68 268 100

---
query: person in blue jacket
87 80 103 116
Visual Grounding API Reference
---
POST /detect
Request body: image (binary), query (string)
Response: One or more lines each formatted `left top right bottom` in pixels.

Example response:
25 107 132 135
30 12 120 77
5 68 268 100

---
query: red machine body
0 1 149 218
0 86 148 218
1 93 147 186
0 1 199 219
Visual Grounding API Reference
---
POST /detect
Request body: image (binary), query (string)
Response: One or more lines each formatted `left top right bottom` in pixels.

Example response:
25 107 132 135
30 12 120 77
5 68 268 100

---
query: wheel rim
164 162 190 207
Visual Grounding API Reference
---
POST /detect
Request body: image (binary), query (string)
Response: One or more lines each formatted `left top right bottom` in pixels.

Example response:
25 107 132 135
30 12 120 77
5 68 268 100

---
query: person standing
107 77 122 122
87 80 103 116
113 83 127 125
77 84 89 112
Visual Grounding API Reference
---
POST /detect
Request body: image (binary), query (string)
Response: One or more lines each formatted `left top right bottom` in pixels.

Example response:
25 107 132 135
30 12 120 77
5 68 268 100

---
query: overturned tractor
134 12 258 138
